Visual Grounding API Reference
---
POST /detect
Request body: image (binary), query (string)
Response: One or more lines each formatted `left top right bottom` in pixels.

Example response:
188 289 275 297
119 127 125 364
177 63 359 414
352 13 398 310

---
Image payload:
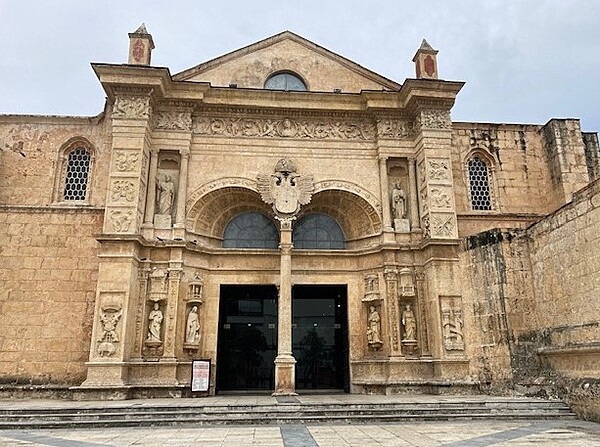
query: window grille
467 156 492 210
63 148 91 201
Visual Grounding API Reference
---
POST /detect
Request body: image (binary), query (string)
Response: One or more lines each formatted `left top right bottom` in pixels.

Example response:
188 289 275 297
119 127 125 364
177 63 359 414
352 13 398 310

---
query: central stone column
256 157 313 395
273 217 297 395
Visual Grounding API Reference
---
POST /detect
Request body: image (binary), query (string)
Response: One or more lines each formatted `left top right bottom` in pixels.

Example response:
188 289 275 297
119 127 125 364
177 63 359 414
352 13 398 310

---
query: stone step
0 399 576 429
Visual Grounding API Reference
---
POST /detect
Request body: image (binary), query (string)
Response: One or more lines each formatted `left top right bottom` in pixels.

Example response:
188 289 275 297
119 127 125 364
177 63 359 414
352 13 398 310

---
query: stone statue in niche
401 304 417 341
146 302 163 343
391 182 410 233
97 307 123 357
185 305 201 345
156 174 175 215
367 305 383 350
392 182 406 219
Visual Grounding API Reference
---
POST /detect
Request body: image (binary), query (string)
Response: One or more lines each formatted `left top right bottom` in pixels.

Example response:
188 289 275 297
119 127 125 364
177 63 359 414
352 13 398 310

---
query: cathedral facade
0 27 598 418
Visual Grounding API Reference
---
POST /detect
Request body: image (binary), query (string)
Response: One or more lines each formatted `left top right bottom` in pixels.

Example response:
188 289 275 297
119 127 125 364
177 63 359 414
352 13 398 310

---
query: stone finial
128 23 155 65
412 39 439 80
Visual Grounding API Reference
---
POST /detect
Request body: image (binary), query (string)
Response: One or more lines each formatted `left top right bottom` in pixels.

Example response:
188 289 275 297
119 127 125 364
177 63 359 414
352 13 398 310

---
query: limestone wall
0 114 110 207
0 208 102 385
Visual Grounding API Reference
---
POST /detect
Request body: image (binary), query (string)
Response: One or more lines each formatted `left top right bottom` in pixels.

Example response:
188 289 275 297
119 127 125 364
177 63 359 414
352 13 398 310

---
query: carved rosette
417 157 458 239
193 116 376 141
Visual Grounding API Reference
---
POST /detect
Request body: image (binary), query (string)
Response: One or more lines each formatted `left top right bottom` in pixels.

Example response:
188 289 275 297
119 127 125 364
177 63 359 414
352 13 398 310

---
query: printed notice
191 359 210 393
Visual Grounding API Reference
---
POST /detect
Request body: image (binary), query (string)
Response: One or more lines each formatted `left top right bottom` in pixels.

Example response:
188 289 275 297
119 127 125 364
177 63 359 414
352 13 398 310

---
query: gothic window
222 212 279 249
293 213 345 249
467 156 492 210
264 72 307 91
54 138 94 203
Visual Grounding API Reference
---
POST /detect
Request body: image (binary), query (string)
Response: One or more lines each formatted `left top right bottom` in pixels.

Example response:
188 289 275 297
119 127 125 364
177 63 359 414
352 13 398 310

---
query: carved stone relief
112 96 151 119
431 212 456 238
148 268 168 302
399 268 415 297
154 111 192 131
362 274 380 303
415 110 452 131
440 296 465 352
193 116 376 141
427 158 452 183
257 158 314 218
110 180 135 202
114 151 138 172
97 305 123 357
184 273 203 350
377 119 413 139
109 210 133 233
430 187 452 209
384 269 400 352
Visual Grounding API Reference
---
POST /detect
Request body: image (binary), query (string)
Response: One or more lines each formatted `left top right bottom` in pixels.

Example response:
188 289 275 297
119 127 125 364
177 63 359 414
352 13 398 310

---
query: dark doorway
216 285 278 391
293 285 349 391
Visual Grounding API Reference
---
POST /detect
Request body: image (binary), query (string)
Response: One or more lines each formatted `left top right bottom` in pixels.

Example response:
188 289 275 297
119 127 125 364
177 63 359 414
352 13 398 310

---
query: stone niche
155 151 180 228
388 159 410 232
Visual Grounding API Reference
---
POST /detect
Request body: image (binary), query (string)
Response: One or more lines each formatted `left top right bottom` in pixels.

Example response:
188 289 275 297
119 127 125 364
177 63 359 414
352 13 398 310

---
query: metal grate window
63 148 91 201
468 157 492 210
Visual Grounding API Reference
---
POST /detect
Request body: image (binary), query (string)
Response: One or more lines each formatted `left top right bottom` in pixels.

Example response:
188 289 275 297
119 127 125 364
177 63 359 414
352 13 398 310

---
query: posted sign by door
191 359 211 395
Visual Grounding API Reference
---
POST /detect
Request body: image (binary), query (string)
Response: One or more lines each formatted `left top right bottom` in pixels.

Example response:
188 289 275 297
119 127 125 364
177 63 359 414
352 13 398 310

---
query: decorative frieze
377 119 413 139
192 116 376 141
154 111 192 131
415 109 452 131
112 96 151 119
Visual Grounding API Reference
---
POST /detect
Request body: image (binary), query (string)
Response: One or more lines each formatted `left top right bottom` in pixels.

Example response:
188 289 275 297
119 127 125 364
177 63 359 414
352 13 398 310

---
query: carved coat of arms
257 158 314 217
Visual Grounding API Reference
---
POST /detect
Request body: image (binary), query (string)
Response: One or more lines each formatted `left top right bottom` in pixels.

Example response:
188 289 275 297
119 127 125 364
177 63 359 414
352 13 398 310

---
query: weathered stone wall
0 208 102 385
0 113 108 387
0 114 110 207
461 178 600 420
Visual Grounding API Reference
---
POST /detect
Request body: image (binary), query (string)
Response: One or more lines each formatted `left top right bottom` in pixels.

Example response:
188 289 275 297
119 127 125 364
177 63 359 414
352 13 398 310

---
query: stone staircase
0 396 576 429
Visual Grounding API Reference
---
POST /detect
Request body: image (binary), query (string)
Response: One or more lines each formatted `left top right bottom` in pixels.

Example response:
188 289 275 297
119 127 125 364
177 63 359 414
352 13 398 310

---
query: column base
272 354 297 396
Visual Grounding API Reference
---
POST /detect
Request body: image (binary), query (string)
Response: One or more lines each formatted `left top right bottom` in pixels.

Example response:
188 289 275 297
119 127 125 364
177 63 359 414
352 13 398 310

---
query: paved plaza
1 419 599 446
0 395 599 446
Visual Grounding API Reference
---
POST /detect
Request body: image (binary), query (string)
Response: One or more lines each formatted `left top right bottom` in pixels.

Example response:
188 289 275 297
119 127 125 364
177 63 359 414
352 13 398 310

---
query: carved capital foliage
154 111 192 131
414 109 452 131
192 116 376 141
113 96 152 119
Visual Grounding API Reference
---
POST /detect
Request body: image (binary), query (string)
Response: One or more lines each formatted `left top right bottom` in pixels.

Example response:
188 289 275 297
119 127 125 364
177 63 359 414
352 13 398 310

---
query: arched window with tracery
467 155 492 210
54 138 94 203
293 213 345 249
222 212 279 249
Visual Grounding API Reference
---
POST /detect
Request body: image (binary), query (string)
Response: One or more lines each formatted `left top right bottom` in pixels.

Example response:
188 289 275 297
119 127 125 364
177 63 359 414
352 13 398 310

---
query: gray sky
1 0 599 132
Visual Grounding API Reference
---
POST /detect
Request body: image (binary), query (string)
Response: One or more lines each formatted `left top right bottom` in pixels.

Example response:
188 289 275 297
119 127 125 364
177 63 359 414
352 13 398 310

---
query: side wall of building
0 115 109 388
461 178 600 421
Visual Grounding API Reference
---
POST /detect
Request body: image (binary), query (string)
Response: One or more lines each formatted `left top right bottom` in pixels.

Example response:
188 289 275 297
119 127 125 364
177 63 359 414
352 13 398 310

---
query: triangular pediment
173 31 401 93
